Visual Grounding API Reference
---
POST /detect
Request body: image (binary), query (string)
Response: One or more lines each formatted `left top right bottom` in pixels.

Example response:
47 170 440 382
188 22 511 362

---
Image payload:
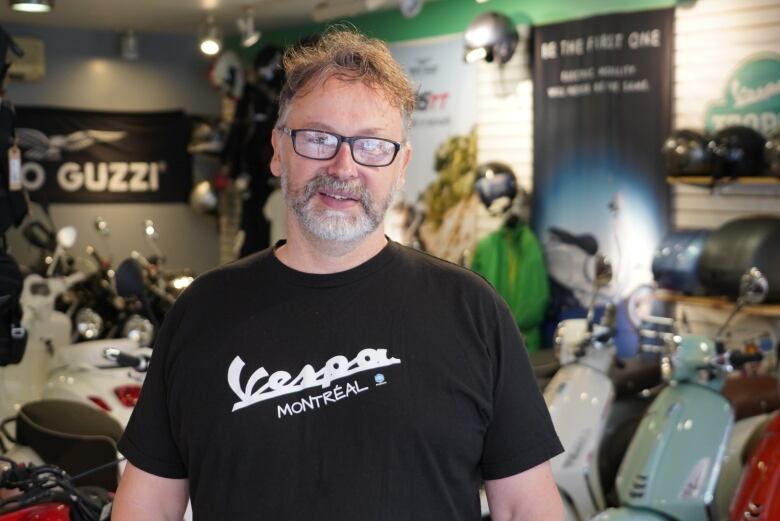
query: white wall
474 26 534 238
3 23 221 274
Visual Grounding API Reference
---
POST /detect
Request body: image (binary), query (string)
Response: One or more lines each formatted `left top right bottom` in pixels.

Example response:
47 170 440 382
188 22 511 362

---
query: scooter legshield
592 507 667 520
545 364 614 519
615 384 732 521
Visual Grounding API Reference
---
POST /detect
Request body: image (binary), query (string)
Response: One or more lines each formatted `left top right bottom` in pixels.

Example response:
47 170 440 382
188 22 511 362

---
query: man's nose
326 141 358 179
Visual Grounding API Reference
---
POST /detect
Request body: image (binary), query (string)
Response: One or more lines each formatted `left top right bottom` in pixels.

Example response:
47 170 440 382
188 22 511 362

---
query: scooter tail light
88 396 112 412
114 385 142 407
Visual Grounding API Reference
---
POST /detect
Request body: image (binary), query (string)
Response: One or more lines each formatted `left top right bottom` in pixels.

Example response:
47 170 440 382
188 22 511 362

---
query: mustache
302 174 371 208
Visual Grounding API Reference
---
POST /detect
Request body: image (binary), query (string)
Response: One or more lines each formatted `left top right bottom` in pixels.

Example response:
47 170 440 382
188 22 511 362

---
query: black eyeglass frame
280 127 402 167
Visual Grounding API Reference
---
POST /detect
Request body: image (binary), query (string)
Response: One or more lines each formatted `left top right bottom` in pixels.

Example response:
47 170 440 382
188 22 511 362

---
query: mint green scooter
593 268 773 521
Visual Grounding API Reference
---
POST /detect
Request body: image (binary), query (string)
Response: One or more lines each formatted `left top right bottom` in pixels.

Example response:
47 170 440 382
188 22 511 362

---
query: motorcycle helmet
464 12 519 65
661 129 712 176
765 127 780 177
474 162 517 213
209 50 245 100
707 125 766 179
189 179 218 215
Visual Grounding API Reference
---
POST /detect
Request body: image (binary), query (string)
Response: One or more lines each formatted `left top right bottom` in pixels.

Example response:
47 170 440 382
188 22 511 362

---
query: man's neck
275 223 388 274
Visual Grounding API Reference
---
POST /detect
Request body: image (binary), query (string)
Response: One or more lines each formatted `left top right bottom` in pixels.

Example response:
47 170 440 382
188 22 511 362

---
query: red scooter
730 370 780 520
0 457 111 521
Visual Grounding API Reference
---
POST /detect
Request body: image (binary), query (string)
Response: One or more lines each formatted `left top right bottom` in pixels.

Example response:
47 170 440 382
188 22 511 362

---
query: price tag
8 144 22 191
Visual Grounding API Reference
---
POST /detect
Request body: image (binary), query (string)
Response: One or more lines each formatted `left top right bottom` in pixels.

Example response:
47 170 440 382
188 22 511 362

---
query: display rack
655 290 780 317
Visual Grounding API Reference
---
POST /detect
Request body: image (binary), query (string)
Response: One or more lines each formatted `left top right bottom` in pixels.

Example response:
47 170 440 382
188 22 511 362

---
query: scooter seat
608 353 662 398
722 374 780 421
14 399 123 491
548 227 599 255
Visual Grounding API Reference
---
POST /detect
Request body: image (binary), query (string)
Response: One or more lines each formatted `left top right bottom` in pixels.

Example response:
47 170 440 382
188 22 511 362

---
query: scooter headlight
661 355 673 382
123 314 155 346
76 308 103 340
172 275 194 291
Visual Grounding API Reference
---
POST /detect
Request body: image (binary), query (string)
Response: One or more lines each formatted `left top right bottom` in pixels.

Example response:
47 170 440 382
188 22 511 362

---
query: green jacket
471 222 549 352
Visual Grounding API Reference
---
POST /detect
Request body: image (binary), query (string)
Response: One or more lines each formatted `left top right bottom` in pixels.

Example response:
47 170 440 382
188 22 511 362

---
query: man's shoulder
393 243 497 295
180 248 272 299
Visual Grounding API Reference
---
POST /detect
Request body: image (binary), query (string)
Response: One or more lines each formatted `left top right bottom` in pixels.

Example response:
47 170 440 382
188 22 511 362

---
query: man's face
270 77 410 244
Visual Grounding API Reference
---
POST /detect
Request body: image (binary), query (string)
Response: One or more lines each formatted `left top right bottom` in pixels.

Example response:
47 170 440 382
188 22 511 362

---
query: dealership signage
705 54 780 134
14 107 191 203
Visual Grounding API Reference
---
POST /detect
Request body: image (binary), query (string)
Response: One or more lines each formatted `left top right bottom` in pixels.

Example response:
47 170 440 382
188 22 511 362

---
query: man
113 29 563 520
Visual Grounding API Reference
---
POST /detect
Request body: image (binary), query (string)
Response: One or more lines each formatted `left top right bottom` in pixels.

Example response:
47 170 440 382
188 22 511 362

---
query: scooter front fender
592 507 667 521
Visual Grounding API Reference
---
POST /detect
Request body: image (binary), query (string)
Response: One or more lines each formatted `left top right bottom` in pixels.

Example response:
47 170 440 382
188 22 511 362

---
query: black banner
531 9 674 355
14 108 191 203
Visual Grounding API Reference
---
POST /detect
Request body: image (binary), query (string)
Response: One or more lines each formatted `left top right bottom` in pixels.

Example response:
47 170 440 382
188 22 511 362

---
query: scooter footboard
592 508 667 521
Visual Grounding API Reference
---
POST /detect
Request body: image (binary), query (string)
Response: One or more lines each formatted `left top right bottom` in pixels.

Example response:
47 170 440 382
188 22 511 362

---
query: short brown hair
277 28 416 137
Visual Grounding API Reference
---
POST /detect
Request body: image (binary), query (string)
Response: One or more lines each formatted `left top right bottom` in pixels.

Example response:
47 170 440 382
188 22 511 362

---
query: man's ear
270 129 282 178
398 144 412 186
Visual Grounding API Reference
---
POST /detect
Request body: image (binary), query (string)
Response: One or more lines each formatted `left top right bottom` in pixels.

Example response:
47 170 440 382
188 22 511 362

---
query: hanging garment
472 222 549 351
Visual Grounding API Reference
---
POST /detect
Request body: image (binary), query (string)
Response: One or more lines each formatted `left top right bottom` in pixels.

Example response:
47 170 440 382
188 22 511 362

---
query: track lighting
10 0 53 12
199 15 222 56
237 7 261 48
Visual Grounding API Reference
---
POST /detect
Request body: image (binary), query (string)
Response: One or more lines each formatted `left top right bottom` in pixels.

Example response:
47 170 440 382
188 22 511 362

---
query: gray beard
280 165 398 243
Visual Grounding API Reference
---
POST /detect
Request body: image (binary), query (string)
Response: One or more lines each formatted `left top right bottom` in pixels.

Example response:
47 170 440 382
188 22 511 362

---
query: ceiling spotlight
237 7 261 48
199 15 222 56
10 0 53 12
120 30 139 61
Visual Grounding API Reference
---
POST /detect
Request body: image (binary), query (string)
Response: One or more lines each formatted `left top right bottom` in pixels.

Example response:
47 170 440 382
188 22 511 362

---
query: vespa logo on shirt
227 349 401 414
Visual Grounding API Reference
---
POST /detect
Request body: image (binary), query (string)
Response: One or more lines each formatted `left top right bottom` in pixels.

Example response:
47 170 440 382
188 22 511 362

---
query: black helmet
707 125 766 179
765 128 780 177
464 12 519 65
474 162 517 211
662 129 712 176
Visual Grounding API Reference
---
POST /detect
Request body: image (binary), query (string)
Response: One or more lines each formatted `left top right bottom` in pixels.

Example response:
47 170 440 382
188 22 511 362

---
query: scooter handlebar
103 347 150 372
727 350 763 368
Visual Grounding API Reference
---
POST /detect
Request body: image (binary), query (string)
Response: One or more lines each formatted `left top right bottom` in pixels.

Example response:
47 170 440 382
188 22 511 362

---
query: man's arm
112 462 189 521
484 460 563 521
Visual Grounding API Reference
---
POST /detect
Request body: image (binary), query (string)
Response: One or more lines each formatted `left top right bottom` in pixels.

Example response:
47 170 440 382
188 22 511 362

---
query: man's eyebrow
296 122 388 135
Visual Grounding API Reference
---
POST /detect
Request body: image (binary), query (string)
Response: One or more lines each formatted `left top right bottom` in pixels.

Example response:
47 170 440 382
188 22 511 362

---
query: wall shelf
655 290 780 318
667 176 780 187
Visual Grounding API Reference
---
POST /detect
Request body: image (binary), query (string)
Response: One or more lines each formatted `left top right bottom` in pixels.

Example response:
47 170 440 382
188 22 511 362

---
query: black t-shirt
119 241 562 520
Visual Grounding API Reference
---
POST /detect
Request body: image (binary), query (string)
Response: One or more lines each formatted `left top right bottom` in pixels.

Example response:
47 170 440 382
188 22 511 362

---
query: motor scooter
594 268 779 521
543 254 662 521
0 227 149 427
729 365 780 521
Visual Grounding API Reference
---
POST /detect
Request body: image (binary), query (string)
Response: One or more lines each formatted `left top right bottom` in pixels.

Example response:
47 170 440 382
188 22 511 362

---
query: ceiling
0 0 402 35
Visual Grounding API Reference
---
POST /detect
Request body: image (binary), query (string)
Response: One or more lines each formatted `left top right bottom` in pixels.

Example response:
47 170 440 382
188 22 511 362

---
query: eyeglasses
280 127 401 167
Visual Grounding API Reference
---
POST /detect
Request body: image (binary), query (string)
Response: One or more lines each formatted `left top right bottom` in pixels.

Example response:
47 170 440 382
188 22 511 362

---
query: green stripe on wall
229 0 677 57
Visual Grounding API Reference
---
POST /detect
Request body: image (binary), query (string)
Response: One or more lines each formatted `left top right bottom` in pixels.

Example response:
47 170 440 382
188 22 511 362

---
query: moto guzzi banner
14 107 191 203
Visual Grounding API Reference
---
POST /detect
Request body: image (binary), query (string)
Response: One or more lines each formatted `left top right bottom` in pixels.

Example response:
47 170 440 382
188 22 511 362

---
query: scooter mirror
56 226 78 249
115 258 146 299
594 255 613 287
94 216 110 236
22 221 56 251
739 267 769 305
144 220 158 241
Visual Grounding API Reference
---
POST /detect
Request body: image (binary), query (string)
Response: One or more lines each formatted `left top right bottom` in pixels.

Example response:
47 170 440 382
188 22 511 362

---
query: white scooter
0 226 150 427
543 255 661 521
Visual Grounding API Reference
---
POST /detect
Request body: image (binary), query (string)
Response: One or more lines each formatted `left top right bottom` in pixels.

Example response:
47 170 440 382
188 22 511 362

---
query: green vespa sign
705 53 780 134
